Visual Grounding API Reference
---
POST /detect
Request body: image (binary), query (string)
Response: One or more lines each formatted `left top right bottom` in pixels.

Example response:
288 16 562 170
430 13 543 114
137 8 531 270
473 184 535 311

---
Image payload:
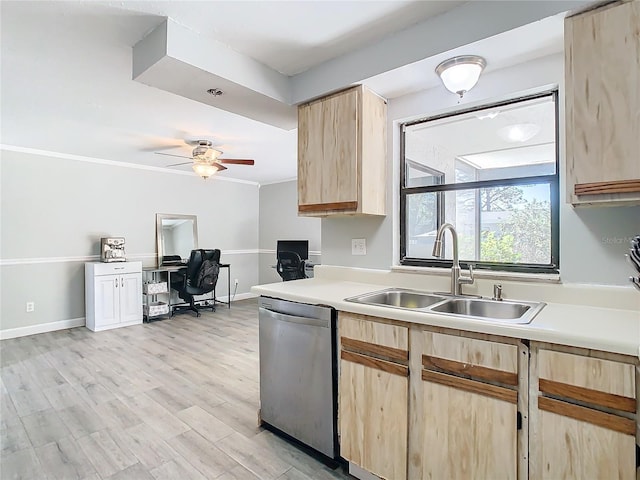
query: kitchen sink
345 288 545 324
430 297 543 323
345 288 447 309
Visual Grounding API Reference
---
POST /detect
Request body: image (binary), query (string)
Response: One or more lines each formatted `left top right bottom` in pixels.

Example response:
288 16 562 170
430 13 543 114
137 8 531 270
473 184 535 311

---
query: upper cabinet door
298 100 325 208
320 88 359 207
298 85 386 216
298 88 358 209
565 0 640 205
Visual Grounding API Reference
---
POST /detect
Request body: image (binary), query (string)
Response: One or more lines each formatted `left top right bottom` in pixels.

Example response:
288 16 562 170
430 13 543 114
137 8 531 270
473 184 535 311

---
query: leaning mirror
156 214 198 266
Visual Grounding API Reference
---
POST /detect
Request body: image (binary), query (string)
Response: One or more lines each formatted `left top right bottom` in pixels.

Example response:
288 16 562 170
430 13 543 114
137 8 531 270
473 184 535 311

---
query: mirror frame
156 213 199 266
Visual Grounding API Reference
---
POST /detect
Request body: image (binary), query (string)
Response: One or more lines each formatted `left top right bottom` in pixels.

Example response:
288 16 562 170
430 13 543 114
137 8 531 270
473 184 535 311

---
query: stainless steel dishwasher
258 296 338 460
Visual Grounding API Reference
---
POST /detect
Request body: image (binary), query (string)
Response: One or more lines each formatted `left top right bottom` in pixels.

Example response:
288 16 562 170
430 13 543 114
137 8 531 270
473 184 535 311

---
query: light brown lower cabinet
337 314 639 480
409 329 526 480
338 313 409 480
529 343 638 480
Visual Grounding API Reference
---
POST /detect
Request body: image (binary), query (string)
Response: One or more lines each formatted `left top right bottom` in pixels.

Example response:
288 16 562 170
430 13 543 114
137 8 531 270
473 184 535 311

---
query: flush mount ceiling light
497 123 541 143
435 55 487 98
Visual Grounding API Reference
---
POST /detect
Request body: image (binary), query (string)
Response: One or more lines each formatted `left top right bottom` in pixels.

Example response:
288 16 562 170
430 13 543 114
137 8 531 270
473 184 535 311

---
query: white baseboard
0 294 258 340
349 463 382 480
0 317 86 340
218 292 258 303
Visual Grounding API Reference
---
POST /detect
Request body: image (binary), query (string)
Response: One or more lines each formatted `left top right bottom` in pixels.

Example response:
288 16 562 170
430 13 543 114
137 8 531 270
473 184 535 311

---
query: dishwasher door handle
259 307 330 328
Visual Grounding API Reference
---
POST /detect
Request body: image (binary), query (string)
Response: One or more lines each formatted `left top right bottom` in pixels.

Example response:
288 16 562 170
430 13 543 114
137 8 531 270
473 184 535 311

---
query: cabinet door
94 275 120 328
119 273 142 324
530 346 637 480
537 403 635 479
298 100 325 208
420 373 518 479
298 88 359 212
565 0 640 203
338 313 409 479
320 88 358 207
414 330 521 479
340 357 408 480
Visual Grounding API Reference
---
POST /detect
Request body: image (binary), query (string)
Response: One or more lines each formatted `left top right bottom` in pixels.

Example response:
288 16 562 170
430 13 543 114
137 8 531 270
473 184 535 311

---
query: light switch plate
352 238 366 255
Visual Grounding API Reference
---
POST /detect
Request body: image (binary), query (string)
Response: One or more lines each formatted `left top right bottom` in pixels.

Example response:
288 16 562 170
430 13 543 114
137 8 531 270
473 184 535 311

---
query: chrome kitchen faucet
432 223 475 296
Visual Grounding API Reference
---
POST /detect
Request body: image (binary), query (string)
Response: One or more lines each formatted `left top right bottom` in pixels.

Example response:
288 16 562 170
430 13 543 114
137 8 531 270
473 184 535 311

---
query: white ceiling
0 1 592 185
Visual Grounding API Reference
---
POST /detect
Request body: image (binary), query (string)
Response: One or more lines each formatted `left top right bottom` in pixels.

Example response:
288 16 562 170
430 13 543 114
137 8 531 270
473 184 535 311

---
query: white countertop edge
252 279 640 359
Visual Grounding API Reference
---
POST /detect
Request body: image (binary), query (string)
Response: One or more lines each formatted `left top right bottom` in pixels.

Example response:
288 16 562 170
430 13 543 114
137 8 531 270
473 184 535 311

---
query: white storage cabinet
85 262 143 332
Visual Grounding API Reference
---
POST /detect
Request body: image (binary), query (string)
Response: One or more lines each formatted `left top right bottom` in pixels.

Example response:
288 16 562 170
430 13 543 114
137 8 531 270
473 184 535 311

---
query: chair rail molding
0 250 262 266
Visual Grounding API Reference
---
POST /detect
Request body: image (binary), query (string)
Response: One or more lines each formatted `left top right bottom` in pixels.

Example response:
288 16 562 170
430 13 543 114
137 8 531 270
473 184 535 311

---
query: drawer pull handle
538 396 635 436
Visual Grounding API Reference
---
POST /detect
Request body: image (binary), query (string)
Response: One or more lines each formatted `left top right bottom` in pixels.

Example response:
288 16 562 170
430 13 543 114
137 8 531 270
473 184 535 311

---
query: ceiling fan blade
165 161 193 167
140 144 185 152
214 163 228 171
155 152 192 160
218 159 255 165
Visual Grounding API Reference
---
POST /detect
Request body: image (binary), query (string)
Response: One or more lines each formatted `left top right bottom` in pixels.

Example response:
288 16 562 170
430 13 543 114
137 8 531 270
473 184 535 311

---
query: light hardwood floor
1 299 351 480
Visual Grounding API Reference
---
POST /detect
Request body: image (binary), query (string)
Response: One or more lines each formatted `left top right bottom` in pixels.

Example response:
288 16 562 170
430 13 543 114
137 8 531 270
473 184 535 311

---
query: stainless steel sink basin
430 297 542 323
345 288 545 324
345 288 447 310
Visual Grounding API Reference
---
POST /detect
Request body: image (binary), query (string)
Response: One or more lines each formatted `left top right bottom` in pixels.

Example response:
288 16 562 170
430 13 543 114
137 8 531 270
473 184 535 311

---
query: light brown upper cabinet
297 85 387 216
565 0 640 205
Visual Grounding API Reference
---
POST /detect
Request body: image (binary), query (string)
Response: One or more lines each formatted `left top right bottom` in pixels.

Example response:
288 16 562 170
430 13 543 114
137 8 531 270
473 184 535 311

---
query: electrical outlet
352 238 367 255
26 302 35 313
234 278 239 286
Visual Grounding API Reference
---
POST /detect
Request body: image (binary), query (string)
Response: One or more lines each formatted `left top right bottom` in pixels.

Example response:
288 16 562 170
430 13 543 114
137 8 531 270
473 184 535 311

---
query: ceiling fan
155 140 255 179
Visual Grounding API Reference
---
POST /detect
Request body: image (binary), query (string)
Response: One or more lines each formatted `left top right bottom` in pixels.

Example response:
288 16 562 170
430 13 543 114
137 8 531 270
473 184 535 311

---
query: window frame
399 90 560 274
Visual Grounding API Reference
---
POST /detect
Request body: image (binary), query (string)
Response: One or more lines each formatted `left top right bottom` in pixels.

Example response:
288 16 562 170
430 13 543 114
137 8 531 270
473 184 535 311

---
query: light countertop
252 269 640 359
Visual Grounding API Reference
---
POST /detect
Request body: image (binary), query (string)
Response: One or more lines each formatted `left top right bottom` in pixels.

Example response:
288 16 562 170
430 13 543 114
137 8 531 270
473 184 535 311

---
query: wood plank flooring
1 299 351 480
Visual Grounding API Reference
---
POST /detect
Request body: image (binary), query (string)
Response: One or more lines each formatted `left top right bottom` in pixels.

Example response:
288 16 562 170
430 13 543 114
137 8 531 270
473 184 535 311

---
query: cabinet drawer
538 349 635 398
339 312 408 351
423 331 518 374
91 261 142 276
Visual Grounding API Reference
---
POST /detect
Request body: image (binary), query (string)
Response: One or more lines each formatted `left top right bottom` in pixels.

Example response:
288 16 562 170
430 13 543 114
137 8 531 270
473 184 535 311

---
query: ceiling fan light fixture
192 162 219 179
436 55 486 98
192 143 222 163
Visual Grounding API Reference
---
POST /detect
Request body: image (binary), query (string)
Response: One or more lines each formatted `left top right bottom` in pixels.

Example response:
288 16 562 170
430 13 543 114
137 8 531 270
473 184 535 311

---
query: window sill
391 265 561 284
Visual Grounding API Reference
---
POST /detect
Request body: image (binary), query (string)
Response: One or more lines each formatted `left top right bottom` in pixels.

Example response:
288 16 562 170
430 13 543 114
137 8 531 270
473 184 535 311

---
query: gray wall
321 53 640 285
258 180 321 284
0 149 259 332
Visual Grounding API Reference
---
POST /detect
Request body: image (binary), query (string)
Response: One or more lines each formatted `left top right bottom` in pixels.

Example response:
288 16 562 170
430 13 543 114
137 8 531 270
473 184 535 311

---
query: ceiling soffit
133 1 593 131
133 19 297 130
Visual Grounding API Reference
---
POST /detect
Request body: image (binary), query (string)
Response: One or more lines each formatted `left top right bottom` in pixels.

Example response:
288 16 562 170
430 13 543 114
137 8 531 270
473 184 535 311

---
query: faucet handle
459 264 475 285
493 284 503 301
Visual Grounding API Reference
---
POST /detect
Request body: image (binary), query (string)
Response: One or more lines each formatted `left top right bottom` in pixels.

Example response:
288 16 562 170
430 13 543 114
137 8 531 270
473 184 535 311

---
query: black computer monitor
277 240 309 261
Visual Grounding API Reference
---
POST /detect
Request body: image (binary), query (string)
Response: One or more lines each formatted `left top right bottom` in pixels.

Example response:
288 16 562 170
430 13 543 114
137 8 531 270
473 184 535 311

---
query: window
400 91 559 273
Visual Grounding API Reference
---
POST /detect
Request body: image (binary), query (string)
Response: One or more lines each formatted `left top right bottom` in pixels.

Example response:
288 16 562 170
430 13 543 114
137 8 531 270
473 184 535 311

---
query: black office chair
173 249 221 317
276 251 307 281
